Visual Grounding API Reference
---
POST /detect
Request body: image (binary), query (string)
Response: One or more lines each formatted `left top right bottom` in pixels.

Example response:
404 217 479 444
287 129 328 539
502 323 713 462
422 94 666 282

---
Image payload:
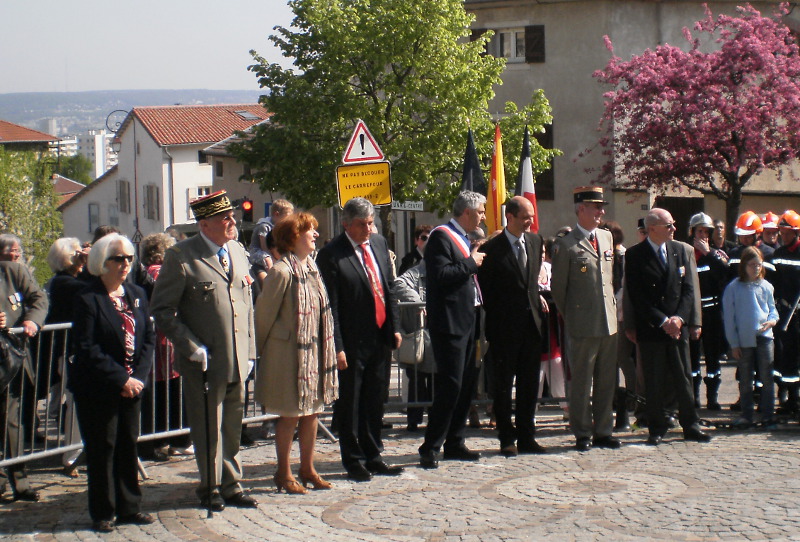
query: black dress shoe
346 464 373 482
517 440 547 454
575 438 591 451
224 492 258 508
13 488 39 502
419 450 439 469
646 434 662 446
365 460 404 476
499 444 518 457
92 520 115 533
443 447 480 461
199 492 225 512
116 512 155 525
683 427 712 442
592 436 621 449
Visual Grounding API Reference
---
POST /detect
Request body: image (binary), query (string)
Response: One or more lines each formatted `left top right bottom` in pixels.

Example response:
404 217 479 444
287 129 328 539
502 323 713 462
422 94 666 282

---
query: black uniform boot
704 375 721 411
613 387 631 432
693 375 703 408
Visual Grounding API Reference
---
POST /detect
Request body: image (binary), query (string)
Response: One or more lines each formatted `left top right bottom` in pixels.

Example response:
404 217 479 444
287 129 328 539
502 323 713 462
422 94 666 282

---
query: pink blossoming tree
593 3 800 230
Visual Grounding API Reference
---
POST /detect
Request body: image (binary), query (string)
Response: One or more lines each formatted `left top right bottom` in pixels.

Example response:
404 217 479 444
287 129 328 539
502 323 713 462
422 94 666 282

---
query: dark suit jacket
478 231 544 345
625 239 694 343
424 222 479 336
317 232 399 359
69 277 155 396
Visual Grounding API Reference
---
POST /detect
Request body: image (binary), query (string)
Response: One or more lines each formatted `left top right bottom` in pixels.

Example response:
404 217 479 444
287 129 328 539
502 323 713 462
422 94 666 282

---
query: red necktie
589 233 598 253
359 244 386 328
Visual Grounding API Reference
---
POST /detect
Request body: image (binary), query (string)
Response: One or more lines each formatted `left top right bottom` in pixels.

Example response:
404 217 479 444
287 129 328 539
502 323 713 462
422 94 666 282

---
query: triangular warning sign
342 120 384 164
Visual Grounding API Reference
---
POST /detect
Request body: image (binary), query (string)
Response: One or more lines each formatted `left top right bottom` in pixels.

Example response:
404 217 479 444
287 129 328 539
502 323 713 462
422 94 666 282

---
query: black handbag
0 331 28 391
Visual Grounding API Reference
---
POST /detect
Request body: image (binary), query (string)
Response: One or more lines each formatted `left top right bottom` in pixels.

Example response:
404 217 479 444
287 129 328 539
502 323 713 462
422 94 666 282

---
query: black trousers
75 390 142 522
690 306 725 376
421 323 478 454
335 336 388 470
405 367 433 426
489 322 542 447
640 336 699 436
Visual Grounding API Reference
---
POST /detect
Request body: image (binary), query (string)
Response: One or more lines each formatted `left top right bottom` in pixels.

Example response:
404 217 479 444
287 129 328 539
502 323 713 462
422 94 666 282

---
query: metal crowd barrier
2 303 567 470
0 323 284 470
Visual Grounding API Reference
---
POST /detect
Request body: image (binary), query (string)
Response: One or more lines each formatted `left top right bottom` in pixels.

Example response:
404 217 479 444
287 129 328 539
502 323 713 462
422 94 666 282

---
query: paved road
2 365 800 541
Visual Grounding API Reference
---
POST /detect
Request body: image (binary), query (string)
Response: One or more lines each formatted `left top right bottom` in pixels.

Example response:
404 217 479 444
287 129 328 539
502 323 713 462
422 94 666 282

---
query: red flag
515 126 539 233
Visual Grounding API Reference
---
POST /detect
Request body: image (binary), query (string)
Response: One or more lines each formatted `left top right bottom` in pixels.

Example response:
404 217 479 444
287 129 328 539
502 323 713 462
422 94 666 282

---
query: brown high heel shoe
273 474 308 495
298 471 332 490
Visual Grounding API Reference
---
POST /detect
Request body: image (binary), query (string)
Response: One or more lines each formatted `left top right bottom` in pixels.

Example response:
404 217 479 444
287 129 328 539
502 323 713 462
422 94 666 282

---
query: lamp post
105 109 143 246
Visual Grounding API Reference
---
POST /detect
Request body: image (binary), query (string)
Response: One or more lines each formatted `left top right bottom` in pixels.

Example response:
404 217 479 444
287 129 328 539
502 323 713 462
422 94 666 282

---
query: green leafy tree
0 147 63 284
232 0 558 236
55 154 94 185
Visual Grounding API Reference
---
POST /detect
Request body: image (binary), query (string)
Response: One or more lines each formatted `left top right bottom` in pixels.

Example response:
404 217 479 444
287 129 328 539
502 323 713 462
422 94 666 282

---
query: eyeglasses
656 222 676 229
419 235 429 241
107 255 134 263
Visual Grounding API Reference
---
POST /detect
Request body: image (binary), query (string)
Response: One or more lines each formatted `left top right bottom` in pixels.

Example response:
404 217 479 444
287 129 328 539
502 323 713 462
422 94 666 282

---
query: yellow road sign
336 161 392 208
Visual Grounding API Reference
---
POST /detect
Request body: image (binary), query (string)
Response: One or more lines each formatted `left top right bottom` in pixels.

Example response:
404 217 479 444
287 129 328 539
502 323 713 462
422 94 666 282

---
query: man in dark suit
317 197 402 482
478 196 546 456
151 190 258 510
624 208 711 445
418 190 486 469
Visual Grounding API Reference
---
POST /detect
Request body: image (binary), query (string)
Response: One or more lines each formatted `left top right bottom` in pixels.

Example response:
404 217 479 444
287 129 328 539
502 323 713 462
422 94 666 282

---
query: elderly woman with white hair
43 237 89 475
68 233 155 533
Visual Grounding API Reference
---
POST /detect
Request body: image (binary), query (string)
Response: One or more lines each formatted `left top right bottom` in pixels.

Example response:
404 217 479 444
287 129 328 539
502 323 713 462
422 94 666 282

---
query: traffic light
241 198 254 222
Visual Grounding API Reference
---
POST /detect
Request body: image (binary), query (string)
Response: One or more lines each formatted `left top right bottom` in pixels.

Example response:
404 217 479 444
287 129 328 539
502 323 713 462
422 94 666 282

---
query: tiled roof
202 118 269 157
52 174 86 195
128 104 270 147
0 120 59 144
57 165 117 211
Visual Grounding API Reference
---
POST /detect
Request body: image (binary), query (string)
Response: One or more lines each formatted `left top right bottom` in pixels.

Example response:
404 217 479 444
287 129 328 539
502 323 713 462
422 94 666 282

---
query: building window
215 160 224 178
143 185 160 221
88 203 100 232
117 180 131 213
108 204 119 227
472 25 545 63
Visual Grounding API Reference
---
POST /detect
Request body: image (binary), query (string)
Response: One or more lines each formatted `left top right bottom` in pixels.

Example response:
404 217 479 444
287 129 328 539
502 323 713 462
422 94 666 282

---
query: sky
0 0 295 94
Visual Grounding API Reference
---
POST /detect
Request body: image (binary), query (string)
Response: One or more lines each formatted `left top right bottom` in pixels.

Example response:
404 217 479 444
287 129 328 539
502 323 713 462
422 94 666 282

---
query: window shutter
525 25 545 63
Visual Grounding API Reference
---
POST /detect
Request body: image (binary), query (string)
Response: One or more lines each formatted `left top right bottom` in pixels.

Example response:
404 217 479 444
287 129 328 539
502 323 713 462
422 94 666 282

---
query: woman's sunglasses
107 255 134 263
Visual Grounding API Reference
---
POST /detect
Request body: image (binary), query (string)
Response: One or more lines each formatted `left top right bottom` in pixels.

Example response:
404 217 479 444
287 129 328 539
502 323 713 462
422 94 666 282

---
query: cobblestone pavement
2 365 800 541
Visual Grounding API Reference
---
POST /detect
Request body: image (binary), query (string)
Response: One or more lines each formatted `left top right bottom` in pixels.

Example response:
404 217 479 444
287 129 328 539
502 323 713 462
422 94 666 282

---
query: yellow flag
486 124 507 233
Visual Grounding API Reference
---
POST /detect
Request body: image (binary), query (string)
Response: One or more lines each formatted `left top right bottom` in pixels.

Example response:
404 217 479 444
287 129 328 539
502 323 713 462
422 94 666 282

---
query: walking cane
202 366 213 519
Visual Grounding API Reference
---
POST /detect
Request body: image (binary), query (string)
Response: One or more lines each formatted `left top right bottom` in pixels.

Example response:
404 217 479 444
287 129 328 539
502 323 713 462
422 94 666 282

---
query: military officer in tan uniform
551 186 620 451
150 191 257 511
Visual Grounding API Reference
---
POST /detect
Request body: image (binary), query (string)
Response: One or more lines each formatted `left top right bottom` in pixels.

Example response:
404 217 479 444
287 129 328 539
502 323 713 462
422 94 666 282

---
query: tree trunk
725 182 743 241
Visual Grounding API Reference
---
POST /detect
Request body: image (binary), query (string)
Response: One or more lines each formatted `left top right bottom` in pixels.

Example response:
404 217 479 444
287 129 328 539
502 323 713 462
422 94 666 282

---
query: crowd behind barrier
1 304 570 471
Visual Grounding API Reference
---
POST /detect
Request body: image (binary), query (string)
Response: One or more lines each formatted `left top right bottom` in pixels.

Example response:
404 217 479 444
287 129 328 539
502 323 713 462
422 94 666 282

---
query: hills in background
0 89 264 135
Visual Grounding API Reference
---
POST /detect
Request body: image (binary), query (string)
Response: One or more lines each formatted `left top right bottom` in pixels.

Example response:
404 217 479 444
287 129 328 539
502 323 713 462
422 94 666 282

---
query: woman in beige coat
254 212 337 494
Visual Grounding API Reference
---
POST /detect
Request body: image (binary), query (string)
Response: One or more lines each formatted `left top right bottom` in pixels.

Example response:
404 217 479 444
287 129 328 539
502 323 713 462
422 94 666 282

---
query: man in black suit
624 208 711 445
478 196 546 457
317 197 403 481
418 190 486 469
